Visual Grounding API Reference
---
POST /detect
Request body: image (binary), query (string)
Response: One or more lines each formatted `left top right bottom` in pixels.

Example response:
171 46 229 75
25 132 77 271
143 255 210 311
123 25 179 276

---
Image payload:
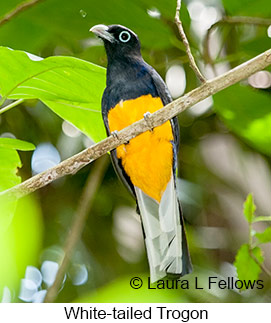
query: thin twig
175 0 206 82
253 216 271 223
0 99 24 115
0 48 271 201
44 155 109 303
204 16 271 66
0 0 45 27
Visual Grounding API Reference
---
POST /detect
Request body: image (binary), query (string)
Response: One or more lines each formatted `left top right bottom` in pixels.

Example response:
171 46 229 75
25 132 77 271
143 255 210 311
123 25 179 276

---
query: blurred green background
0 0 271 303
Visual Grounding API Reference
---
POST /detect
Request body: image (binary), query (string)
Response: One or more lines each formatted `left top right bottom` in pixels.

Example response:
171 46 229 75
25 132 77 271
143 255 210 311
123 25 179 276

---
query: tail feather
135 187 160 239
135 174 192 283
178 200 193 276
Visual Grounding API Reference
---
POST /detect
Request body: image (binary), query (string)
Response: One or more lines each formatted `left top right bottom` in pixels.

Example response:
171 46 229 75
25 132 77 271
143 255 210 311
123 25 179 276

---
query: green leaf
0 147 21 192
0 141 43 300
0 146 21 231
223 0 271 16
234 244 263 282
0 47 106 142
0 138 34 230
0 138 35 151
213 84 271 156
243 193 256 223
255 227 271 244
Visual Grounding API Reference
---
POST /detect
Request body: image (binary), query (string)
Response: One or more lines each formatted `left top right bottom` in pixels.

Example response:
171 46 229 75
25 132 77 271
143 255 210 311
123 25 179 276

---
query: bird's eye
119 31 131 43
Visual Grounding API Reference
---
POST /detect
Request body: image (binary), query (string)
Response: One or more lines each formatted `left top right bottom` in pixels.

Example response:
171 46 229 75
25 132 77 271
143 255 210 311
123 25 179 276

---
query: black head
90 24 141 63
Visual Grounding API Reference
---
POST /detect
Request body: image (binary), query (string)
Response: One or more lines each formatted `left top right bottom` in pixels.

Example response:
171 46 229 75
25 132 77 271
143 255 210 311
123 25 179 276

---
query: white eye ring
119 31 131 43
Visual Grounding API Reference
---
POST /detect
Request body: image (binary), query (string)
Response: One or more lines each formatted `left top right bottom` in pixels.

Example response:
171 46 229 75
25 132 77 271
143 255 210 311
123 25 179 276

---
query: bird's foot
111 130 119 139
144 111 153 131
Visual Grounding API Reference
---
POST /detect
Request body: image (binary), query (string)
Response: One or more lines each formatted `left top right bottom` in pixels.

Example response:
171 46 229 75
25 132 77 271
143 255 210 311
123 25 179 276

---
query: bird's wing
148 64 180 174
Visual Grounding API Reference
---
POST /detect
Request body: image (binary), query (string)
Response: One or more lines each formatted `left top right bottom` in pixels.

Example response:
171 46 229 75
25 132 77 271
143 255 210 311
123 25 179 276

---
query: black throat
106 54 145 87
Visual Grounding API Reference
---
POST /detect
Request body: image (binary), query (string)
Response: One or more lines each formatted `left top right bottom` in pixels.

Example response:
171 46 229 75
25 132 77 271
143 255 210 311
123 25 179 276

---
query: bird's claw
111 130 119 139
112 130 130 144
144 112 153 130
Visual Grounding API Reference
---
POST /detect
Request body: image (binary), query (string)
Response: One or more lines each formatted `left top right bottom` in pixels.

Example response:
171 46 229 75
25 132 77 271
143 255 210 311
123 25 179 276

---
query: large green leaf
0 47 106 142
213 84 271 156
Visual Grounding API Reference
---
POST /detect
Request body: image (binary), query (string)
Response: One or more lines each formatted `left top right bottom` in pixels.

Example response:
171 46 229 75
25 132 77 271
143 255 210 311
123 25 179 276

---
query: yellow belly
108 94 174 202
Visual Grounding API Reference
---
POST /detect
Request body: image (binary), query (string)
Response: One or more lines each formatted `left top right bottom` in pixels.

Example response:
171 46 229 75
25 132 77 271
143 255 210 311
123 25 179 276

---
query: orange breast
108 94 174 202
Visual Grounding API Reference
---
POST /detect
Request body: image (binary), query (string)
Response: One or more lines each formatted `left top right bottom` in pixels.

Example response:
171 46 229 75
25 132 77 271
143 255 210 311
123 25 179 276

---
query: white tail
135 174 185 283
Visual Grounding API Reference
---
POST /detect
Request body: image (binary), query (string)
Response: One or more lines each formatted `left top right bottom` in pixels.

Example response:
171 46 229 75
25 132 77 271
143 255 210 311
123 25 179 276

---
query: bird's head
90 24 141 61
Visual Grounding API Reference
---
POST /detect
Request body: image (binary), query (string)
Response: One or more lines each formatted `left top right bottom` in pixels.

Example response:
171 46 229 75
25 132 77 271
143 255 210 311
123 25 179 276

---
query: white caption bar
0 303 269 322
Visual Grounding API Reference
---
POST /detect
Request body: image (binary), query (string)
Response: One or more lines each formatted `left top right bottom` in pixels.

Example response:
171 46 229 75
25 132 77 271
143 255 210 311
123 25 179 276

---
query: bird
90 24 192 282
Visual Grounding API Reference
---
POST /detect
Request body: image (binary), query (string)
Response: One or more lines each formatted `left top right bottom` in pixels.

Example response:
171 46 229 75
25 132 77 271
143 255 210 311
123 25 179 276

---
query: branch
0 0 45 27
204 16 271 65
44 155 109 303
0 48 271 200
175 0 206 82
